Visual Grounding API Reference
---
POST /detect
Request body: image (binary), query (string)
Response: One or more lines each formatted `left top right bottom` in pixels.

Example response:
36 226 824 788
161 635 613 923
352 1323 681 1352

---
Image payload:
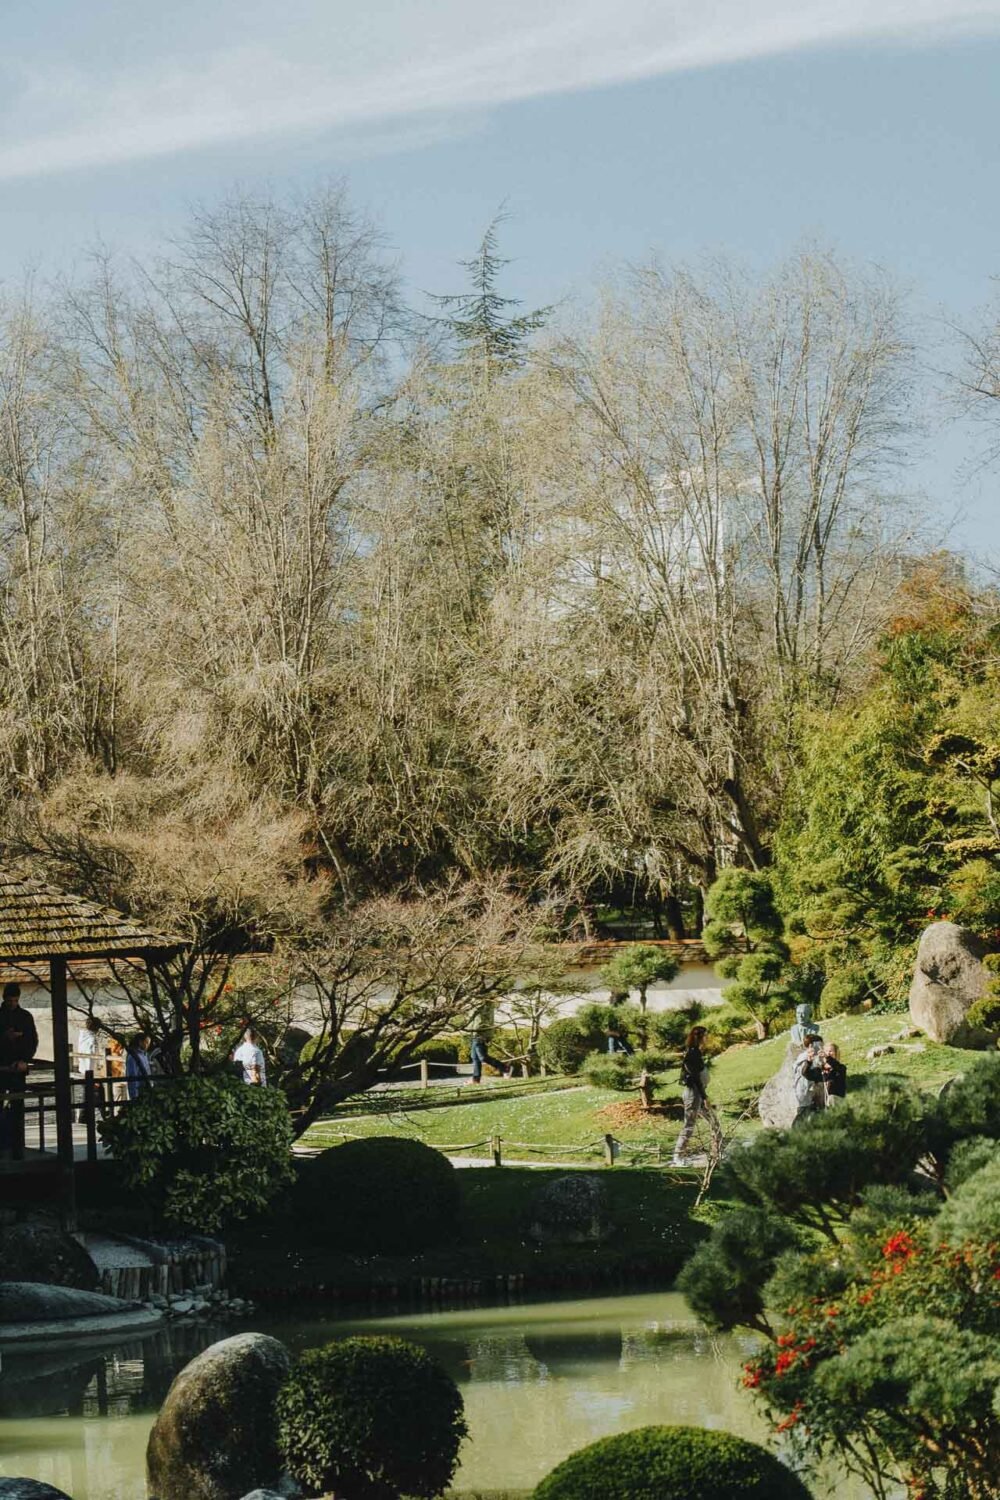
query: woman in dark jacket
671 1025 722 1166
822 1042 847 1104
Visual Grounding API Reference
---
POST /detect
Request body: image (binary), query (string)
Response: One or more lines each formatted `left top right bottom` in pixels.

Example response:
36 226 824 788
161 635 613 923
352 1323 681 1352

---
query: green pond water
0 1290 878 1498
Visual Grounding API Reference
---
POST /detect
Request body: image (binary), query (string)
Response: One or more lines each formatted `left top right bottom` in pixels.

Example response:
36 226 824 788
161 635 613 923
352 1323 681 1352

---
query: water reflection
0 1292 877 1499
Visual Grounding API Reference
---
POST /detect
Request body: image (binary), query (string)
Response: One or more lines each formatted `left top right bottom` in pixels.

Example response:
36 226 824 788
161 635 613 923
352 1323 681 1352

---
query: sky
2 0 999 554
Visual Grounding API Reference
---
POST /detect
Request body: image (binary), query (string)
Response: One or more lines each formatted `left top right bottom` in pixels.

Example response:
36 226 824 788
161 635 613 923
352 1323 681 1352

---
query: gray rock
0 1482 75 1499
0 1281 140 1324
146 1331 291 1500
0 1221 98 1292
758 1042 801 1129
909 921 994 1047
527 1173 612 1244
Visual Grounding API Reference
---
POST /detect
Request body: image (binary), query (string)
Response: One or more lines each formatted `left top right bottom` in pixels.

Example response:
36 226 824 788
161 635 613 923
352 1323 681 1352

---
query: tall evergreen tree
433 212 550 375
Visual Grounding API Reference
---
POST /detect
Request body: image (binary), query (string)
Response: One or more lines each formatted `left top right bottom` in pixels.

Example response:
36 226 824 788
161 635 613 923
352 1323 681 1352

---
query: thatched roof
0 871 184 964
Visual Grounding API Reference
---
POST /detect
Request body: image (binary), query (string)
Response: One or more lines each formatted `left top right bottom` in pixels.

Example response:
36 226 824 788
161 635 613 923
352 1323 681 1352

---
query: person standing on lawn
671 1024 722 1166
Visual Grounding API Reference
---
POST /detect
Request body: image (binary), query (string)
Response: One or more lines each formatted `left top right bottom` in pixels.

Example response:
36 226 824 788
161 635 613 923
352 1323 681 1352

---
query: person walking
822 1041 847 1105
125 1034 152 1100
0 982 38 1157
469 1032 509 1083
232 1026 267 1086
671 1025 722 1166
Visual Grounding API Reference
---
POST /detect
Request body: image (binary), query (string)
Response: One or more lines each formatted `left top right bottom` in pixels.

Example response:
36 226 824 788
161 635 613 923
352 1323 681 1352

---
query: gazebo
0 870 184 1220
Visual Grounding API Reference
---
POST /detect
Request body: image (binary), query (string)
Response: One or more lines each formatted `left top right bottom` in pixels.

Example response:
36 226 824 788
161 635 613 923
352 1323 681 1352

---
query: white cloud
0 0 998 180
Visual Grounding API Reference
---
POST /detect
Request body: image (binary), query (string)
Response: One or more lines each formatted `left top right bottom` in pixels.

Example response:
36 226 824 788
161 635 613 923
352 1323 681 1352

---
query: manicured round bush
303 1136 461 1253
539 1017 602 1075
276 1336 467 1500
100 1074 294 1232
532 1425 812 1500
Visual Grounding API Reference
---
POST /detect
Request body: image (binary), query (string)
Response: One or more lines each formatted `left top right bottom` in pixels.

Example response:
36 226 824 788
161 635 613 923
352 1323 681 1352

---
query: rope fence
302 1128 672 1168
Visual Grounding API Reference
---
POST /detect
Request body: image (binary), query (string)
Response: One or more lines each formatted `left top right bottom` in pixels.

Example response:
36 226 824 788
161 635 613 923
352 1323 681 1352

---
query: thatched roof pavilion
0 870 183 1220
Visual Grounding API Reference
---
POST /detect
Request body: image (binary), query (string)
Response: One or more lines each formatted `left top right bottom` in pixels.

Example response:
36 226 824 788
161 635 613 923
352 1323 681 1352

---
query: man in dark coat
0 982 39 1156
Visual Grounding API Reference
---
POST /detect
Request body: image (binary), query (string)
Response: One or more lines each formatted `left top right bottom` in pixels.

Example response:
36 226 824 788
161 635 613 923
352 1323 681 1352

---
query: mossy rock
146 1332 291 1500
527 1173 612 1244
0 1221 98 1292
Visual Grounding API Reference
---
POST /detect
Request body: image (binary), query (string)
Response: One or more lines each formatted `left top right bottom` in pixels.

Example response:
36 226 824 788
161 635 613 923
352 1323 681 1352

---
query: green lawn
302 1013 970 1165
226 1164 704 1301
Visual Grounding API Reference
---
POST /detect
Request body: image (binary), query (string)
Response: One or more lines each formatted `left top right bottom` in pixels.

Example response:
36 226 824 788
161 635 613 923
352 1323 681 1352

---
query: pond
0 1290 879 1498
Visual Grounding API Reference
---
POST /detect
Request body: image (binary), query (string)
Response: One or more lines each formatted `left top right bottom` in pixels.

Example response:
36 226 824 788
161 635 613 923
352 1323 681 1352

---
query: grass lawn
302 1012 971 1165
226 1164 704 1302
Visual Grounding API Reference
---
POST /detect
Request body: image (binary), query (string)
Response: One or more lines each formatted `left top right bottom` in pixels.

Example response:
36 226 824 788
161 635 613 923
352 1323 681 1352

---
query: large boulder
758 1043 801 1129
146 1332 291 1500
0 1221 98 1291
528 1173 612 1244
0 1483 75 1499
909 921 993 1047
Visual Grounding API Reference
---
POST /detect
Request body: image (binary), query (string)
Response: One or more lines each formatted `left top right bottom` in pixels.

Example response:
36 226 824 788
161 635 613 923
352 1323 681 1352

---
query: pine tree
433 212 550 377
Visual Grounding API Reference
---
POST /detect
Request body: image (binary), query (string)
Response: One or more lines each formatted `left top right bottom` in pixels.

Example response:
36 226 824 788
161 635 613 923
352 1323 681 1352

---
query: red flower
882 1230 917 1261
775 1404 802 1434
775 1351 798 1376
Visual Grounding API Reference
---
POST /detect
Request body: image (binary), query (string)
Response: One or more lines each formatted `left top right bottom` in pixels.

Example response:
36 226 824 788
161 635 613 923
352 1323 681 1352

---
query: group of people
668 1005 849 1167
792 1028 847 1119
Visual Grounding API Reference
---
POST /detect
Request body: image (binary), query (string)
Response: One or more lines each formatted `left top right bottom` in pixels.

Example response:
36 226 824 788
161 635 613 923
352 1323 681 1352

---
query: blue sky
2 1 999 554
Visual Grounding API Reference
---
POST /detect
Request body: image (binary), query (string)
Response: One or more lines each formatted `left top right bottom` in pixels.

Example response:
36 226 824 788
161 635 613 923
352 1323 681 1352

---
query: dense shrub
539 1016 603 1075
677 1205 799 1334
818 964 870 1018
100 1075 294 1232
302 1137 461 1253
581 1049 669 1091
532 1425 812 1499
645 1004 703 1050
277 1336 466 1500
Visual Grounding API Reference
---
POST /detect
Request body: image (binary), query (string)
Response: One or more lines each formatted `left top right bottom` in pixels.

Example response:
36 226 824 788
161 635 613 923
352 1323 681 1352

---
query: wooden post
84 1071 98 1163
50 956 77 1225
604 1133 616 1167
492 1134 502 1167
420 1058 429 1090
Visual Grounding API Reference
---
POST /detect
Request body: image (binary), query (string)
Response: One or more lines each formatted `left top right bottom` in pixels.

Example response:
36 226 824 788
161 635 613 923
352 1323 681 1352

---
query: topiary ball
532 1425 813 1500
276 1335 467 1500
302 1136 461 1253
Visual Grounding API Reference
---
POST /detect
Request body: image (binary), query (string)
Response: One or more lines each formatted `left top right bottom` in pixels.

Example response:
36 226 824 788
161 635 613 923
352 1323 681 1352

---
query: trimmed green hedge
301 1136 461 1253
277 1336 466 1500
532 1425 813 1500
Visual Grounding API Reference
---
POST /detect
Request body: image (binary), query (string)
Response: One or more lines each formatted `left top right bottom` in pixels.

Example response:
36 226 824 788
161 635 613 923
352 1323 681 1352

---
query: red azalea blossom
823 1305 840 1317
774 1351 798 1376
882 1230 917 1261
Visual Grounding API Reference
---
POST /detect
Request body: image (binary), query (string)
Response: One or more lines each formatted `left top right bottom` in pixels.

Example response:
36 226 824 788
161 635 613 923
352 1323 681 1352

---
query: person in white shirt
76 1016 101 1073
233 1027 267 1086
